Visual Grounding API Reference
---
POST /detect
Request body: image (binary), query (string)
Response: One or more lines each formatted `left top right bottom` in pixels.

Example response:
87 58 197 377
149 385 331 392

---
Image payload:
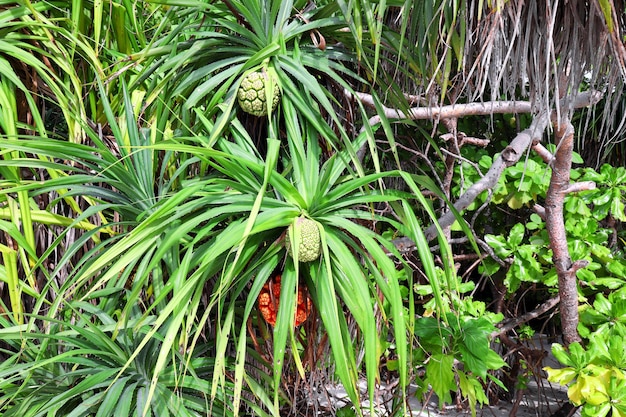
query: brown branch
441 132 491 147
564 181 596 194
533 204 546 220
545 118 583 346
461 136 491 147
531 141 555 165
380 91 603 251
491 296 561 339
440 119 459 240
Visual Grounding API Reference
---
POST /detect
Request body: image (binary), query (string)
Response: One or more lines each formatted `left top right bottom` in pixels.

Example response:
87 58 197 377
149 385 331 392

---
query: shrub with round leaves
286 216 321 262
237 71 280 116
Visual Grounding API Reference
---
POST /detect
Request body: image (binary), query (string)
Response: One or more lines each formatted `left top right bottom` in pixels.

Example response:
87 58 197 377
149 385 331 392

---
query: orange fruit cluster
258 275 311 327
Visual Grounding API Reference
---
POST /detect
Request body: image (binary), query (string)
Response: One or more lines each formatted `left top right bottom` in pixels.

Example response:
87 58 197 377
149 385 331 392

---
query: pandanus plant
0 92 449 416
165 95 451 415
0 1 460 414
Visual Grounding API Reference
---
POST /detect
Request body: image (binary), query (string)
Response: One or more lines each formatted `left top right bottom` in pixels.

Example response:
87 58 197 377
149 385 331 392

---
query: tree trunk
544 118 583 346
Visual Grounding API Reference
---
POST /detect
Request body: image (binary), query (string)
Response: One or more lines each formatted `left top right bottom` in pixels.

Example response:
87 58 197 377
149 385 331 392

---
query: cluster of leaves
450 144 626 295
414 312 506 417
0 1 509 416
454 144 568 212
545 292 626 417
447 137 626 414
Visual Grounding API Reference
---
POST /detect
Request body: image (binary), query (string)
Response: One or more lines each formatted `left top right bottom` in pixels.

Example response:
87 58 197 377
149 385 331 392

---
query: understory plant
5 1 626 416
545 292 626 417
0 77 467 415
457 146 626 414
0 306 242 417
461 148 626 295
414 312 507 417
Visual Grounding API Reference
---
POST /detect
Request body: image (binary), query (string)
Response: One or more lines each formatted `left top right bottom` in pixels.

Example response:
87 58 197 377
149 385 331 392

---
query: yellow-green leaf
544 366 577 385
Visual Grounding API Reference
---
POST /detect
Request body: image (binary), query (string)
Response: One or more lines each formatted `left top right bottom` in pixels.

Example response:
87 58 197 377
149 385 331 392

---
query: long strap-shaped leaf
0 245 20 324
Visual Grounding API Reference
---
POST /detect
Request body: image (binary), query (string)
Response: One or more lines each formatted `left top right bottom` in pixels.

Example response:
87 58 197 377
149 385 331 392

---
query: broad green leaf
458 372 488 417
458 344 488 379
594 294 613 316
610 190 626 221
426 353 456 406
484 234 512 258
544 366 577 385
551 343 574 367
483 348 507 371
508 223 525 247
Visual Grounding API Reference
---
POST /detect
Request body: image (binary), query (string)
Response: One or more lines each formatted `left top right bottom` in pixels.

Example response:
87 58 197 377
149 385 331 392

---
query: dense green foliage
1 1 626 416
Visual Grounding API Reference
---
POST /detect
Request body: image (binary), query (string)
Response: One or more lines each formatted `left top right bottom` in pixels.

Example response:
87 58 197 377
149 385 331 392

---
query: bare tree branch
533 204 546 220
372 91 603 251
564 181 596 194
531 141 555 165
349 89 602 125
351 91 534 119
491 296 561 339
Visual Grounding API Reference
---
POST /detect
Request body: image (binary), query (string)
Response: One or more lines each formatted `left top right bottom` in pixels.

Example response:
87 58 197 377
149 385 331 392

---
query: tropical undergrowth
0 1 504 416
429 128 626 415
2 1 626 417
